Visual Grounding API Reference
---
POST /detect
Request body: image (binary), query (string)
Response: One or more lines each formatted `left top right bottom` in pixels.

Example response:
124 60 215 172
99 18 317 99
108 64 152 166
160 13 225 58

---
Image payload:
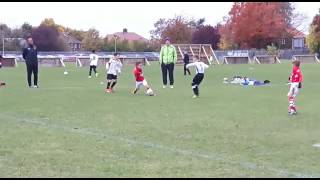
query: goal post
292 54 320 63
254 55 281 64
223 56 251 64
1 57 18 67
38 56 65 67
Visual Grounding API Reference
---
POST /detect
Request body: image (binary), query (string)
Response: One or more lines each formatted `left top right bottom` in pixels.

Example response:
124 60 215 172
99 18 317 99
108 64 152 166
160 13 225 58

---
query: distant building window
293 38 304 49
281 39 286 45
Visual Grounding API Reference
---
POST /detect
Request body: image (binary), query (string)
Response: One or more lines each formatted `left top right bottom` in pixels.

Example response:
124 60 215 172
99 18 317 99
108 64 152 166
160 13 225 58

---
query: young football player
132 62 154 96
186 59 209 98
88 50 99 78
287 60 303 115
105 53 122 93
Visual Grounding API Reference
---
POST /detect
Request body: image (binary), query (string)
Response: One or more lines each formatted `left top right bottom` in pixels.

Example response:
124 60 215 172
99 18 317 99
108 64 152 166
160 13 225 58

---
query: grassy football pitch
0 61 320 177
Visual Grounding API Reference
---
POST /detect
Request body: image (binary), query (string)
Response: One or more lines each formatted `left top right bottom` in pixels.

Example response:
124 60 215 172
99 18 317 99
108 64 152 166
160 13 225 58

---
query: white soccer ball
64 71 68 75
146 88 154 96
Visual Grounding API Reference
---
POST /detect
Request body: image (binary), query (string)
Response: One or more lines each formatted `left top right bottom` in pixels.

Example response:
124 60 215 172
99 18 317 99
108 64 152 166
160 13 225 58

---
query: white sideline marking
0 113 318 178
312 144 320 148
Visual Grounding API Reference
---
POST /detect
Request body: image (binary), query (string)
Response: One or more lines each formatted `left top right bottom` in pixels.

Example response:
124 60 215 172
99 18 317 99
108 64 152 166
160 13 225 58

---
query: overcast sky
0 2 319 39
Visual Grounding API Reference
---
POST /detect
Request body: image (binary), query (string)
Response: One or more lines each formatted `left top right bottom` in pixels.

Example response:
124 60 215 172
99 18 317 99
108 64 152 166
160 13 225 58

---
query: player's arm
298 70 303 88
22 48 27 60
106 60 111 70
203 63 209 69
173 46 177 64
159 46 163 64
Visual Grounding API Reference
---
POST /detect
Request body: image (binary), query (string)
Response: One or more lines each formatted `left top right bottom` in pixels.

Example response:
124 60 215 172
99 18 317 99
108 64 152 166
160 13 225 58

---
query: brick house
61 33 82 51
106 28 148 43
277 27 306 50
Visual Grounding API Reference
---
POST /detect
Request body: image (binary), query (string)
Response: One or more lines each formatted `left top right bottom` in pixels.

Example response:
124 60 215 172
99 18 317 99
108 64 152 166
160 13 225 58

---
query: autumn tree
41 18 65 33
82 28 103 51
65 28 86 42
32 25 67 51
150 15 202 44
307 12 320 53
219 2 295 49
192 25 221 49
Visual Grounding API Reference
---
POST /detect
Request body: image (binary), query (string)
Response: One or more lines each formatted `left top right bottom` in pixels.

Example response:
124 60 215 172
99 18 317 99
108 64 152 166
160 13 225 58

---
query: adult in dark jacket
183 51 191 76
22 36 39 88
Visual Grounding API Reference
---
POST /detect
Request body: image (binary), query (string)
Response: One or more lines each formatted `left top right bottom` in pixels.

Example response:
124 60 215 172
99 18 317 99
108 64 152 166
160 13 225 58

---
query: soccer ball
64 71 68 75
146 88 154 96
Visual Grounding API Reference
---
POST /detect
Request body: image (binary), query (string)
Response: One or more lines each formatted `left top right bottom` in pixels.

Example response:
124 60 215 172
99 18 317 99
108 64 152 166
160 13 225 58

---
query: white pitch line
0 113 318 178
312 144 320 148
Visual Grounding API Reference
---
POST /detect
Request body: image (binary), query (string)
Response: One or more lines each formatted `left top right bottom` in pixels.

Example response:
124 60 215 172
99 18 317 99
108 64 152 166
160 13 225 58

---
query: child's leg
93 66 97 74
191 74 204 96
106 80 112 89
288 84 299 113
111 79 117 89
192 74 200 96
133 81 143 94
89 66 93 76
143 79 150 90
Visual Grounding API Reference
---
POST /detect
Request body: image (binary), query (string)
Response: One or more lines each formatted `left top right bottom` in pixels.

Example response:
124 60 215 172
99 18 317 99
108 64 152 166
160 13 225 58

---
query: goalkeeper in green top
159 37 177 89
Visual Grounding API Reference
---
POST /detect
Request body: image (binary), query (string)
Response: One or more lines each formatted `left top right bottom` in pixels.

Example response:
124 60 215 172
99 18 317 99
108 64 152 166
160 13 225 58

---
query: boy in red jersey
287 60 303 115
132 62 154 95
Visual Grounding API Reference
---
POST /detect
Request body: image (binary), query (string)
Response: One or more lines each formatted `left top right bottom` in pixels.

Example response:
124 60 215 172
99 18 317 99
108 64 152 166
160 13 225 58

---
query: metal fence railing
3 49 313 62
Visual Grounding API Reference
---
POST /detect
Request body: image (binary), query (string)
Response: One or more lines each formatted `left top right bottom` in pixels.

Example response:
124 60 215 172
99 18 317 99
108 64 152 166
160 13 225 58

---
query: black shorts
107 74 117 80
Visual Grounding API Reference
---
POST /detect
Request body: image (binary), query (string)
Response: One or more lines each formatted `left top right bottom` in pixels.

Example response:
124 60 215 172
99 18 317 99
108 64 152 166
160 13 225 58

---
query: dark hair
136 62 142 66
114 53 119 56
92 50 95 53
293 60 300 67
26 36 32 40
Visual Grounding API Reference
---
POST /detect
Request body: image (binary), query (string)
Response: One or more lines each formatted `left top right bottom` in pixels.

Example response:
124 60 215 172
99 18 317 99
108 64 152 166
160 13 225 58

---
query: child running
132 62 154 96
88 50 99 78
105 53 122 93
186 59 209 98
287 60 303 115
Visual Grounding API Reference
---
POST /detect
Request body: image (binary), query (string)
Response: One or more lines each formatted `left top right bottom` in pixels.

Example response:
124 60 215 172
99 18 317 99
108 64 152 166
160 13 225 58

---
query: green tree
307 12 320 53
82 28 103 51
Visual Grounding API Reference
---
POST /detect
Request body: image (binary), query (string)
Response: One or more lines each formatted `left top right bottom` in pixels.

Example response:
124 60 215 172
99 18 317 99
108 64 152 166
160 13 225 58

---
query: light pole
113 35 118 53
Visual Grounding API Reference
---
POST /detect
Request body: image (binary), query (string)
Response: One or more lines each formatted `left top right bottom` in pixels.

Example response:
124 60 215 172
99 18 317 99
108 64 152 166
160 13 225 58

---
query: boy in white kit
88 50 99 78
186 59 209 98
105 53 122 93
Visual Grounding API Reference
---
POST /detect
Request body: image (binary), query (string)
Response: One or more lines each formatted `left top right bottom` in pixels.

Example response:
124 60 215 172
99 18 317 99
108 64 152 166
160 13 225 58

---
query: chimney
123 28 128 33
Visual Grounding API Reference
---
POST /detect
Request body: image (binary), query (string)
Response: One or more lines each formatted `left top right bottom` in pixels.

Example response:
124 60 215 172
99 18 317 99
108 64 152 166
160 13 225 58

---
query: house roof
287 27 305 39
61 33 82 44
106 31 148 42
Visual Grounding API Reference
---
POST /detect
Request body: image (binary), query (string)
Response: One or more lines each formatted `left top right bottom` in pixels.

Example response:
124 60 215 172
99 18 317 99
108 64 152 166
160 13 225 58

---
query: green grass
0 61 320 177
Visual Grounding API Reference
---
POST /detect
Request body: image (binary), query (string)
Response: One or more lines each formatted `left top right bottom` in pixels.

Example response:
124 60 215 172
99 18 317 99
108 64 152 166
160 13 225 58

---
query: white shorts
287 82 299 97
136 79 148 89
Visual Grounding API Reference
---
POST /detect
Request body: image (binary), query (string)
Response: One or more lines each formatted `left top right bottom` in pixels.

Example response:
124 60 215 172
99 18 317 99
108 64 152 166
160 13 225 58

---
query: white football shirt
89 53 99 66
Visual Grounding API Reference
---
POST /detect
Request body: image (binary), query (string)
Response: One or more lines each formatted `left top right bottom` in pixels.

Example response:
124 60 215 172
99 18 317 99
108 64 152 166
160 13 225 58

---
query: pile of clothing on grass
223 75 270 86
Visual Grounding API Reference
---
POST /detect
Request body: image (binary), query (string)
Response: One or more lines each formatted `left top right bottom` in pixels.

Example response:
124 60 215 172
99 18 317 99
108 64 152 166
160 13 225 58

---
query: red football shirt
133 67 144 81
290 66 303 83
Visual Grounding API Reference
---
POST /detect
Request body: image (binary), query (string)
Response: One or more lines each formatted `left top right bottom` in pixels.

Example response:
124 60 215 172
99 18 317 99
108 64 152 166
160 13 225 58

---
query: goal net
254 55 281 64
292 55 320 63
223 56 251 64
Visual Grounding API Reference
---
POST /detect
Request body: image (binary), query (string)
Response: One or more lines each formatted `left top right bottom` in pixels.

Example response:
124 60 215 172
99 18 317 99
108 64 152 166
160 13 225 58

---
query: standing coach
159 37 177 89
22 36 39 88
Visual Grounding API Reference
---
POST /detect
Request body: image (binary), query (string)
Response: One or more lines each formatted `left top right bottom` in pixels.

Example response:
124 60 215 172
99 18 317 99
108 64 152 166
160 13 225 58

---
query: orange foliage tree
219 2 293 49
